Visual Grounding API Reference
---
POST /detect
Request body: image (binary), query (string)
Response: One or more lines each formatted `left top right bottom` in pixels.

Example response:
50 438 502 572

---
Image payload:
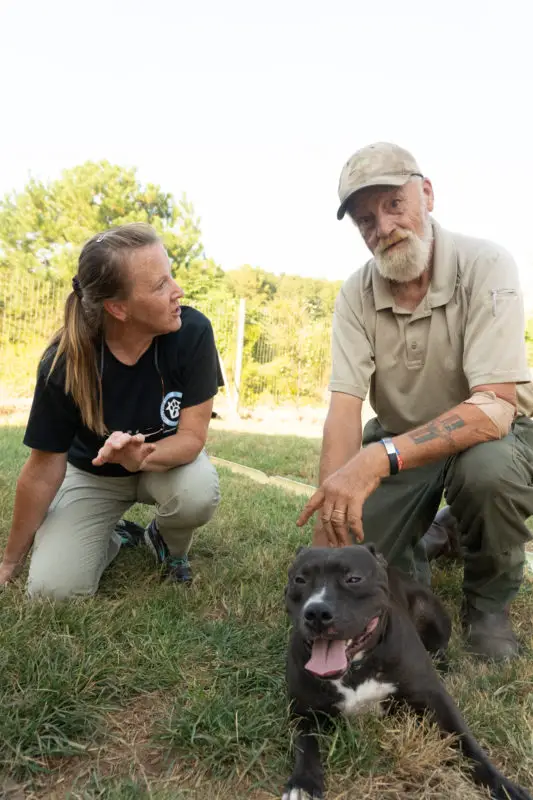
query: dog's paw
282 789 322 800
282 779 324 800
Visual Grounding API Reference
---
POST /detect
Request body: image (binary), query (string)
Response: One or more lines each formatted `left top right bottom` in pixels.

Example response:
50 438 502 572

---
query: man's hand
92 432 156 472
297 443 390 546
0 560 21 587
312 520 330 547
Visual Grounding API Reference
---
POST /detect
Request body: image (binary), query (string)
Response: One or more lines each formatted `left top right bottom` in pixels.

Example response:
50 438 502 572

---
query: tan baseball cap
337 142 423 220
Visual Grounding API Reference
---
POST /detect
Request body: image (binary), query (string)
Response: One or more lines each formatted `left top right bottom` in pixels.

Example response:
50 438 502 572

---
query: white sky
1 0 532 300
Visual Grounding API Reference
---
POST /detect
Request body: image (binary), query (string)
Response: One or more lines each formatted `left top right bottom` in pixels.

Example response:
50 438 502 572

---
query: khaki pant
362 416 533 612
27 451 220 600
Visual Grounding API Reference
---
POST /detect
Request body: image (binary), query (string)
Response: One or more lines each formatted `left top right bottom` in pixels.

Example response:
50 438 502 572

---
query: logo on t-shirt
160 391 183 427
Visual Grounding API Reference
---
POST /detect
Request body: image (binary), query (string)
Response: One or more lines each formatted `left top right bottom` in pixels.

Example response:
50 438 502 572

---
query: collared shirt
329 218 533 434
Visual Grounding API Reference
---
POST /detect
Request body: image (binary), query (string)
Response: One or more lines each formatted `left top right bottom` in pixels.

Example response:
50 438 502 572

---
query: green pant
361 416 533 612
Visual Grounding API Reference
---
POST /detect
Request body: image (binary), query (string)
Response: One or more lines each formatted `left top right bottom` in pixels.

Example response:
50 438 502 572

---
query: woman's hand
92 432 156 472
297 443 390 546
0 560 22 587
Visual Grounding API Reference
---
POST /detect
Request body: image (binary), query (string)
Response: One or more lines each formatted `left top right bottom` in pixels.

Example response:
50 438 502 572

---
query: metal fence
0 271 332 410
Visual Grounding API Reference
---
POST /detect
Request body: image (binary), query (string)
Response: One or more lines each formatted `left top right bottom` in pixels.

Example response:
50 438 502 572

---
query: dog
283 544 531 800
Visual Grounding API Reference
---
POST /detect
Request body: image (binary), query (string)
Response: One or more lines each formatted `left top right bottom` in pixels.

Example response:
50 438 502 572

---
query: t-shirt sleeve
23 358 80 452
180 317 223 409
463 248 531 389
328 283 374 400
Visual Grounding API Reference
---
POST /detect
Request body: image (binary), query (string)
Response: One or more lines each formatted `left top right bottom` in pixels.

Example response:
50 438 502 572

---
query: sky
1 0 533 300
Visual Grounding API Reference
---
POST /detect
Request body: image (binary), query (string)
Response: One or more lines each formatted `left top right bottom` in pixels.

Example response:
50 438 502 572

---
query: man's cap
337 142 423 220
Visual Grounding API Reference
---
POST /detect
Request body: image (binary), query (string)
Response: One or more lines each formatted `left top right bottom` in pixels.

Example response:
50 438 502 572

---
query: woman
0 223 221 598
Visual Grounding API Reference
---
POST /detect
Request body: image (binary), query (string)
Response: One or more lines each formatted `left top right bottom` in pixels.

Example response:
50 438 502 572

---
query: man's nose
375 209 396 240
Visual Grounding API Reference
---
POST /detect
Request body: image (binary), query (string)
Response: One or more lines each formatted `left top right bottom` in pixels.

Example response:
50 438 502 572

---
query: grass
0 425 531 799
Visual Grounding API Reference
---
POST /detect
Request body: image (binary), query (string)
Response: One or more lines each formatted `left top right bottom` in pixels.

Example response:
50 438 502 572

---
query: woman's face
116 243 184 335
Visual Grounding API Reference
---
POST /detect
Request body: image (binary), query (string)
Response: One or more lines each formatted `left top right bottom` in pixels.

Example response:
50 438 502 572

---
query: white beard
375 217 433 283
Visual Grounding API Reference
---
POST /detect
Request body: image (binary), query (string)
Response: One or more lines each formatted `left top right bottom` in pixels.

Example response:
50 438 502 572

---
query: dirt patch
28 692 165 799
26 694 273 799
23 699 518 799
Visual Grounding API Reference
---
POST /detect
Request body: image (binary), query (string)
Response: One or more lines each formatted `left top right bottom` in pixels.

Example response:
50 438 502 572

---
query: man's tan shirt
330 218 533 434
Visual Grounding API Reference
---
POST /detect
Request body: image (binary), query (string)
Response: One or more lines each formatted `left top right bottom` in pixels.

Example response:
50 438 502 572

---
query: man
298 142 533 660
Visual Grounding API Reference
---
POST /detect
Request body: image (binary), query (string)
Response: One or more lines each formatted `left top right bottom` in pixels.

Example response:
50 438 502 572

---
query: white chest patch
332 677 397 716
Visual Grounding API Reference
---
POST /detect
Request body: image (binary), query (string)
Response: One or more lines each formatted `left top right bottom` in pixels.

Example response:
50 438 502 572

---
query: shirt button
411 341 418 349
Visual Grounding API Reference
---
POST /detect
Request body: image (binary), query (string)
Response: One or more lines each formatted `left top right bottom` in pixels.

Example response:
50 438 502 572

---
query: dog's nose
304 602 334 627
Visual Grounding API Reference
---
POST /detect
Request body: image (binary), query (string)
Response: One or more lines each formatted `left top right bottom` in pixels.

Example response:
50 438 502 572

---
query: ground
0 421 531 799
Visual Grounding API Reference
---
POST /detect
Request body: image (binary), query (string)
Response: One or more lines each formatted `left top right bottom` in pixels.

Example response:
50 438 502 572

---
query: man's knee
447 440 515 504
445 437 533 558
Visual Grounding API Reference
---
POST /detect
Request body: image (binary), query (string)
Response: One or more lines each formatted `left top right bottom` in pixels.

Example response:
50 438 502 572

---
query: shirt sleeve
463 248 531 389
328 281 375 399
23 357 80 452
180 318 222 409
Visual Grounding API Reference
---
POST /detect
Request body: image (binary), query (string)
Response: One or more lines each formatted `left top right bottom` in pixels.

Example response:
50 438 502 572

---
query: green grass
0 425 531 799
207 427 321 485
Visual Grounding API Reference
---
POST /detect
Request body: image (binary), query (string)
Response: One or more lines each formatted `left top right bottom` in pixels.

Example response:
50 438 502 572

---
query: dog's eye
294 575 306 584
345 575 362 584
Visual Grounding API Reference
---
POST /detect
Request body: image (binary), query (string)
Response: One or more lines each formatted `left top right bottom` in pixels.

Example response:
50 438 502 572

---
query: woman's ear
103 297 128 322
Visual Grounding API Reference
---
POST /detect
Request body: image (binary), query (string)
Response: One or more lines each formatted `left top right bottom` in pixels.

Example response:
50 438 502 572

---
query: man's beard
374 217 433 283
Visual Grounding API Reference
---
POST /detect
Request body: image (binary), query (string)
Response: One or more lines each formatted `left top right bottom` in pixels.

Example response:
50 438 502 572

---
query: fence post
217 351 239 419
234 297 246 411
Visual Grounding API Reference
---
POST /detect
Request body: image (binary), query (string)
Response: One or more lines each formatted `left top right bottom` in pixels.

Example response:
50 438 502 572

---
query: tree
225 264 278 306
0 161 233 396
0 161 216 292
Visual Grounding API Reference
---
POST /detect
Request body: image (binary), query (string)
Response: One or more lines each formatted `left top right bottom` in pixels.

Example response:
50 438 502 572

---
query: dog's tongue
305 639 348 677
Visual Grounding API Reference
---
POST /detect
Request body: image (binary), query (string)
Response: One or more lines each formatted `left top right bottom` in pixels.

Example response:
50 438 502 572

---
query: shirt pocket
489 288 518 317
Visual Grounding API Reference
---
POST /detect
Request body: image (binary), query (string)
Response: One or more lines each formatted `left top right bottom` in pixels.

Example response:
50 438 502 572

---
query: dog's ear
364 542 388 569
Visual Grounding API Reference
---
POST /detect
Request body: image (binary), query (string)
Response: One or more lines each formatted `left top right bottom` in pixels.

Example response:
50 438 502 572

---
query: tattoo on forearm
408 413 466 445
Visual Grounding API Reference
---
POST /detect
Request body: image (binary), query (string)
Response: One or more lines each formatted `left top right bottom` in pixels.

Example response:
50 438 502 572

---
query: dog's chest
331 676 397 716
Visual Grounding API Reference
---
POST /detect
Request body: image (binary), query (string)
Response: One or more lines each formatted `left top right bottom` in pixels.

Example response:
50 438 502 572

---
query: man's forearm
384 401 505 472
319 413 362 484
140 431 205 473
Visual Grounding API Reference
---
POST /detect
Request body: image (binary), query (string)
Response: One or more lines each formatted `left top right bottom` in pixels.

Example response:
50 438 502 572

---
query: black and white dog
283 545 531 800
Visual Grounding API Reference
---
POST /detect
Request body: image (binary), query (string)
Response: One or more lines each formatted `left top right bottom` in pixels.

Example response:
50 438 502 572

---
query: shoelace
168 557 189 568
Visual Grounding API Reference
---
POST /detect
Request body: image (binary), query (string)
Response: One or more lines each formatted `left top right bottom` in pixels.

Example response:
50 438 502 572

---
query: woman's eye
294 576 306 585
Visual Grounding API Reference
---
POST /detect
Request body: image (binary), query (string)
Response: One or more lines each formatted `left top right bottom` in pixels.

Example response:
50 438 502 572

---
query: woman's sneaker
144 519 193 585
115 518 192 584
115 518 145 547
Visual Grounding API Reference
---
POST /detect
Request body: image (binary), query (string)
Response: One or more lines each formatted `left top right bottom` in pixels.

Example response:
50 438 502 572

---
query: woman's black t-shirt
23 306 223 477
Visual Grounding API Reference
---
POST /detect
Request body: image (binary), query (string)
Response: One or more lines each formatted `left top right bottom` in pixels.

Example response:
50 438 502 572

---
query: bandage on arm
463 390 516 438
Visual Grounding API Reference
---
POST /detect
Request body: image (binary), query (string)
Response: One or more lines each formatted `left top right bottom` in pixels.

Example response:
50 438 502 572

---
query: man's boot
461 601 519 661
421 505 462 562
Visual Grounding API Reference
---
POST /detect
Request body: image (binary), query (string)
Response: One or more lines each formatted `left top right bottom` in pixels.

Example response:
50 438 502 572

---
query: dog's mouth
304 616 381 679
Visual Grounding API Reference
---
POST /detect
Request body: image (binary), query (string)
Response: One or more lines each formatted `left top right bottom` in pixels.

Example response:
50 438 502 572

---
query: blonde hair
48 222 160 435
